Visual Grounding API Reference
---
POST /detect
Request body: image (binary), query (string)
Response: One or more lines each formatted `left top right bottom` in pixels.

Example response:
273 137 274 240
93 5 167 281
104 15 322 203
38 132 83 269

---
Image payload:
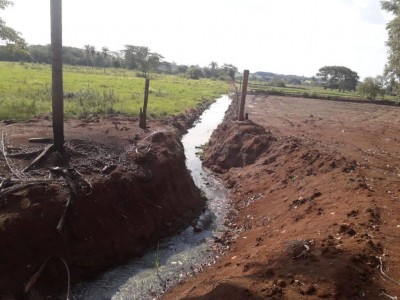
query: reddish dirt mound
204 120 276 173
163 95 400 300
0 121 204 298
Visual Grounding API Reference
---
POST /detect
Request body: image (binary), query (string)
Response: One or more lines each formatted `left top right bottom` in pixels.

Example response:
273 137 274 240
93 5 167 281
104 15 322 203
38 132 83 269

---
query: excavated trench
72 95 232 299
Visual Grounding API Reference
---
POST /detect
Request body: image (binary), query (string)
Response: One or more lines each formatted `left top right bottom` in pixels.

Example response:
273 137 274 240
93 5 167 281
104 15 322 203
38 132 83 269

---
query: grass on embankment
0 62 229 120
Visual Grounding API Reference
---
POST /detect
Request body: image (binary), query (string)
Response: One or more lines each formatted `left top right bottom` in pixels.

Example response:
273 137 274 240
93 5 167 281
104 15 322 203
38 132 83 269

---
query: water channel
73 95 232 299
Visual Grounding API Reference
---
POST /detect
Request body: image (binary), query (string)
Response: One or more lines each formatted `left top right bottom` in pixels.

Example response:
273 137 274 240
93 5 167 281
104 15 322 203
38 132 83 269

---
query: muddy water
73 95 231 299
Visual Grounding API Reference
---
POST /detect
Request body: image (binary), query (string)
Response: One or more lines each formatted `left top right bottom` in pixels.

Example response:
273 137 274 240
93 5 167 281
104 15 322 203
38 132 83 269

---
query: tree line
1 2 237 80
0 43 237 80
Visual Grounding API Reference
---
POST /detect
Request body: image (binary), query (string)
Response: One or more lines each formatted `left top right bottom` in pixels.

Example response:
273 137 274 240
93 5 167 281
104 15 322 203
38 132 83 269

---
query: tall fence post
139 78 150 129
238 70 249 121
50 0 64 151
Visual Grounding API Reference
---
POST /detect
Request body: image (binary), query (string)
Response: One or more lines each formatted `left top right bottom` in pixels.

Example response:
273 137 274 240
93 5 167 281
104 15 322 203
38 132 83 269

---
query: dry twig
132 130 164 154
377 256 400 286
0 175 11 189
24 144 54 172
24 256 73 300
50 167 92 196
6 148 43 158
57 195 71 234
0 182 49 199
380 291 398 300
0 131 24 179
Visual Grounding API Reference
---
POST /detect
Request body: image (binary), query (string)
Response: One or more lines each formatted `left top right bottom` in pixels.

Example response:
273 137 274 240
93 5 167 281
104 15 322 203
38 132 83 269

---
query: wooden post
238 70 249 121
238 76 242 105
50 0 64 151
139 78 150 129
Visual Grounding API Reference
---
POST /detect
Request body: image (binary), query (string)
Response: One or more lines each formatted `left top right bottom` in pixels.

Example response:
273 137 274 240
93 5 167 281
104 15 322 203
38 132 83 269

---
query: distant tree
110 50 123 68
375 75 387 99
159 61 172 74
62 45 86 65
145 51 163 76
101 46 109 72
358 77 380 99
84 44 96 66
289 78 302 85
221 64 238 80
0 0 26 52
381 0 400 98
209 61 218 78
316 66 359 92
123 45 163 77
0 44 30 61
177 64 188 74
203 67 213 78
84 44 91 66
187 65 203 79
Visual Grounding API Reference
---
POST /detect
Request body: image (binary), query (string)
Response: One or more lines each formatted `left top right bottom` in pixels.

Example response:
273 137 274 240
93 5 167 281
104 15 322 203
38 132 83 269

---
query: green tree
381 0 400 98
316 66 359 92
358 77 382 100
84 44 95 66
123 45 163 77
209 61 218 78
177 64 188 74
187 65 203 79
101 46 109 72
0 0 26 52
221 64 238 80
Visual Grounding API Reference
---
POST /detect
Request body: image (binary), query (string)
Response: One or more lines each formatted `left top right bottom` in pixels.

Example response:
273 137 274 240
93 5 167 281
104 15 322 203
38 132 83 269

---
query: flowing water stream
73 95 232 299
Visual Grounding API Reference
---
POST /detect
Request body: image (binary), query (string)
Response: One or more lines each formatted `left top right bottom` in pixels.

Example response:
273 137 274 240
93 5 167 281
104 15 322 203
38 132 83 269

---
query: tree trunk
50 0 64 151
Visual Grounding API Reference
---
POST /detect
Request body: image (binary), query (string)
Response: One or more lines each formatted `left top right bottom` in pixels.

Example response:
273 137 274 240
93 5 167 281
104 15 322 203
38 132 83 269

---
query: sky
1 0 392 78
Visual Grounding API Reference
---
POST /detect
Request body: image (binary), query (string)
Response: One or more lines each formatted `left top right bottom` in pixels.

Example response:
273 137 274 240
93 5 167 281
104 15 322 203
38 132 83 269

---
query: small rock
301 285 317 295
277 279 287 288
271 286 282 295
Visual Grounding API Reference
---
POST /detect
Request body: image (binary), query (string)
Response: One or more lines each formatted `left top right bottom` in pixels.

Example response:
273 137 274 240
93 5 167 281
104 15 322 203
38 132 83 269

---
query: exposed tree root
0 181 49 199
0 131 25 179
24 256 73 300
23 144 54 172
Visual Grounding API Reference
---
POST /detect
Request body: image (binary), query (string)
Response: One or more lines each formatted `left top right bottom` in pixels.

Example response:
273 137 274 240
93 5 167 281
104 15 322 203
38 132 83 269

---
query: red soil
162 95 400 299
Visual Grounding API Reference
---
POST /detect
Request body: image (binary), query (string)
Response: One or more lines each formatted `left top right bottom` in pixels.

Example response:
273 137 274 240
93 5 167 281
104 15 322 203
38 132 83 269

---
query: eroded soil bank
163 95 400 299
0 106 212 298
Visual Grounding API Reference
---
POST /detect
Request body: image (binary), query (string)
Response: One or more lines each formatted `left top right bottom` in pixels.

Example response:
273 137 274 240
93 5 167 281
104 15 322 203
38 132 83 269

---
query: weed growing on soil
0 62 228 120
155 243 160 273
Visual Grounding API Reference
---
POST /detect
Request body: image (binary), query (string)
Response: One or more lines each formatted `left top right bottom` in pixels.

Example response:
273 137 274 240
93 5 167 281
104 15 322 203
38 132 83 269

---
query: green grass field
0 62 229 120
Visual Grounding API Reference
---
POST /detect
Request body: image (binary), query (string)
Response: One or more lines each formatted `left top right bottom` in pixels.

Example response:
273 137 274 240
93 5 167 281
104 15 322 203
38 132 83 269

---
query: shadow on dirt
184 282 263 300
241 247 383 299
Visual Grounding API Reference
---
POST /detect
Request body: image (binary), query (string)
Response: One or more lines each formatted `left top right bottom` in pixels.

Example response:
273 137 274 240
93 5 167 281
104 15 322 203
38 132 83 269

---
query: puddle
73 95 231 299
